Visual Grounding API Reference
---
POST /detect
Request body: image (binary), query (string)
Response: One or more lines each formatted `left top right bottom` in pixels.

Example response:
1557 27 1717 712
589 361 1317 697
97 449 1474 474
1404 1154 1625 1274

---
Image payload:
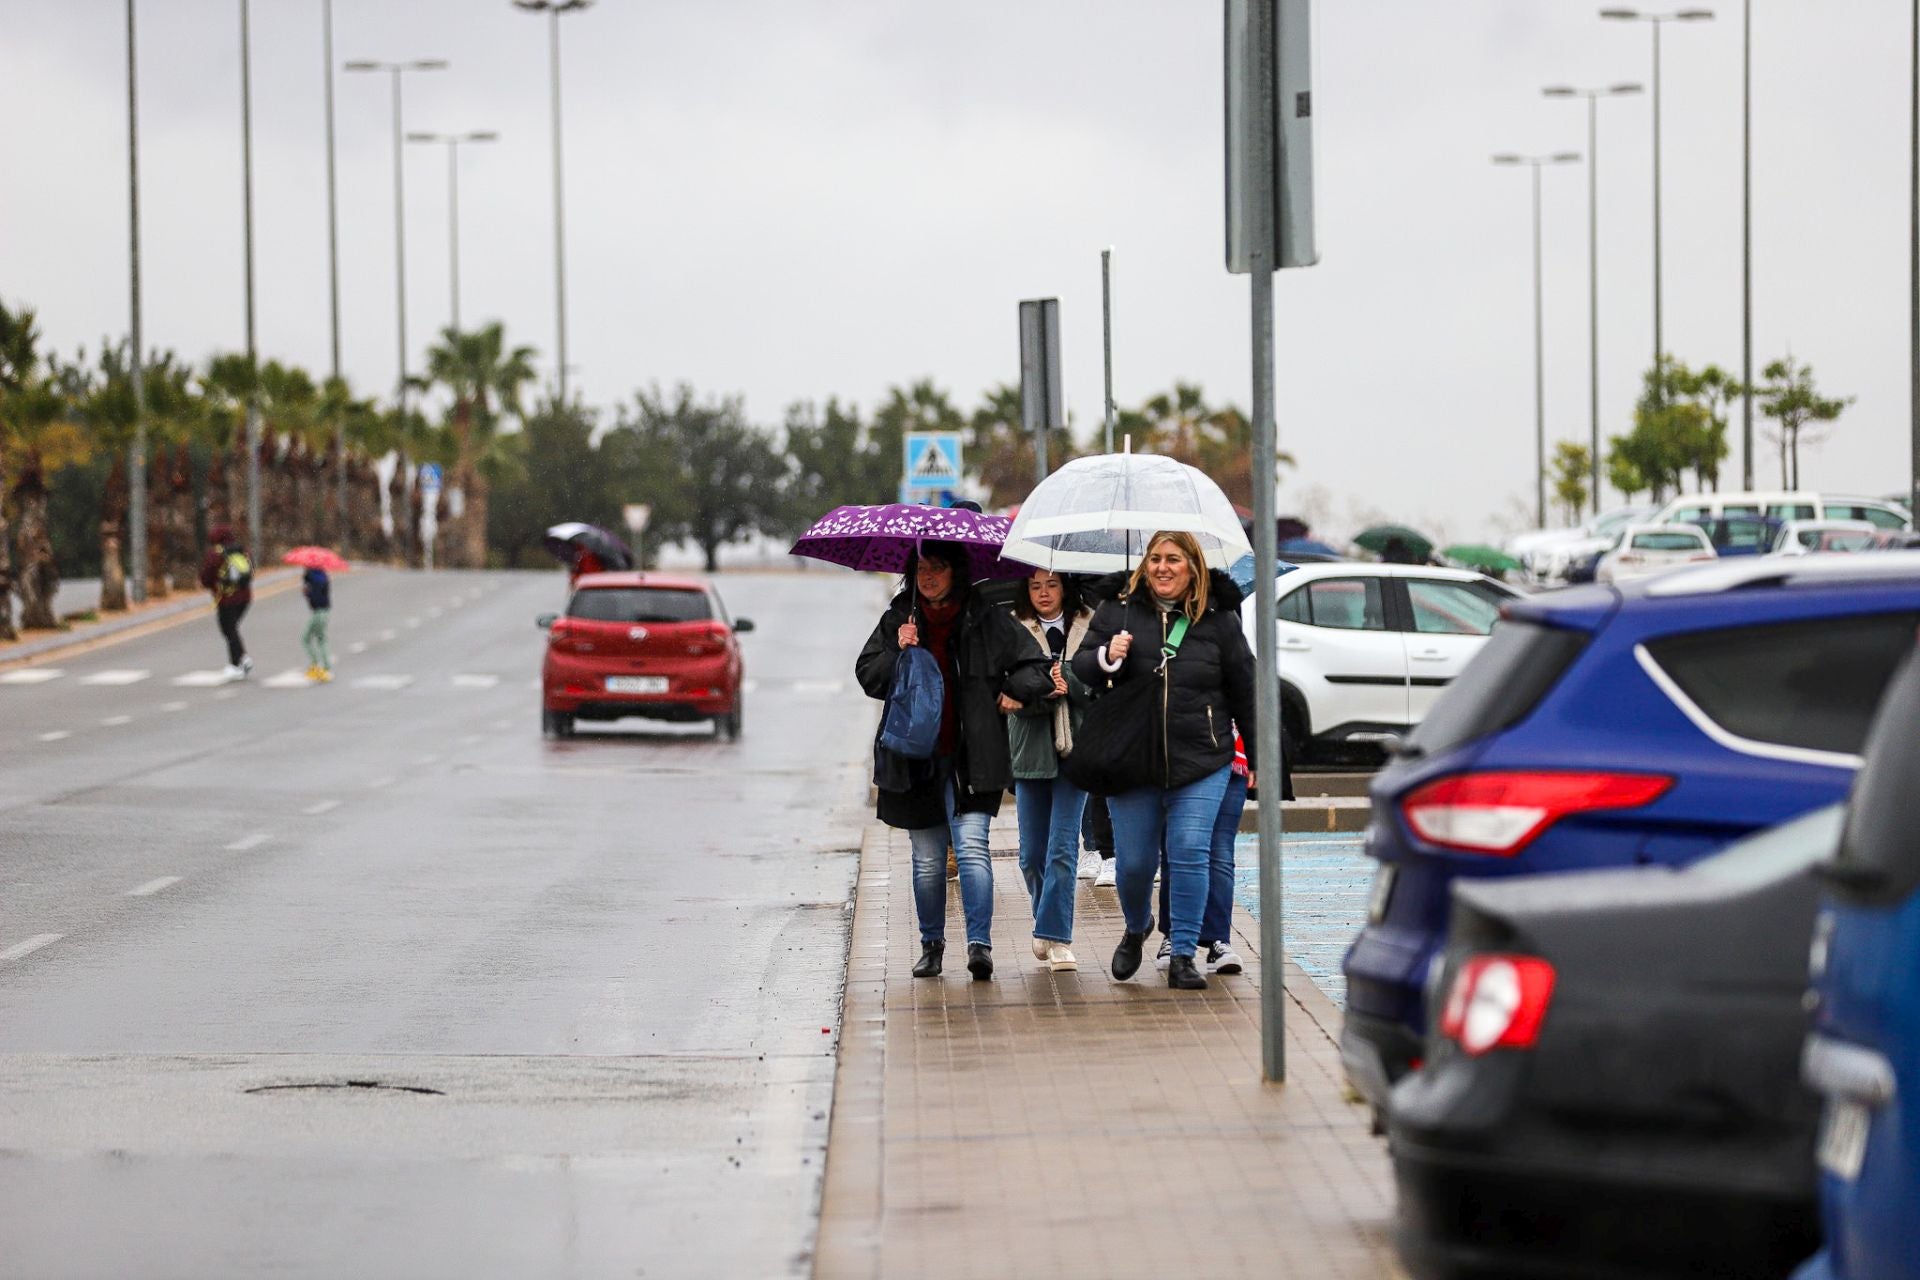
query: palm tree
422 324 537 568
0 312 90 630
0 299 40 638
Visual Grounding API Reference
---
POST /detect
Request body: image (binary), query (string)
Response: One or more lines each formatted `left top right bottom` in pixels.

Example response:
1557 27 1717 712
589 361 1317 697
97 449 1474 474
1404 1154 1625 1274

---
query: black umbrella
543 522 635 571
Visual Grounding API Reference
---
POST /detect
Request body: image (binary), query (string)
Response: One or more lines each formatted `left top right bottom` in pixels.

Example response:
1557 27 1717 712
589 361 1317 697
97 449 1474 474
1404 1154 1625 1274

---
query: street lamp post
1544 82 1644 516
406 131 499 333
126 0 147 604
1600 7 1716 379
240 0 261 552
344 58 448 437
512 0 593 403
1742 0 1754 489
322 0 346 547
1493 152 1582 529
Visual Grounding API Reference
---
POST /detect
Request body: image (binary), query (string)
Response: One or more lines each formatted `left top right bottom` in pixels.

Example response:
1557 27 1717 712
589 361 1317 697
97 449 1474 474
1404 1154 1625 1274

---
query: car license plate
1817 1100 1871 1181
1367 865 1397 924
606 676 668 694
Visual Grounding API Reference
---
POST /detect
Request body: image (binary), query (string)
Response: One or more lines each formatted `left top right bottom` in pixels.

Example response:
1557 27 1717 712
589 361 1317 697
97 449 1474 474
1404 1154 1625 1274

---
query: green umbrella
1441 543 1522 574
1353 523 1434 561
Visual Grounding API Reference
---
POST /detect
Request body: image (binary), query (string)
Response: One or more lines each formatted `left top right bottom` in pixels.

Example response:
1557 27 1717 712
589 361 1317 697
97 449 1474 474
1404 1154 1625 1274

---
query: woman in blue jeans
1155 730 1249 977
1002 569 1094 972
1071 531 1259 990
856 543 1033 981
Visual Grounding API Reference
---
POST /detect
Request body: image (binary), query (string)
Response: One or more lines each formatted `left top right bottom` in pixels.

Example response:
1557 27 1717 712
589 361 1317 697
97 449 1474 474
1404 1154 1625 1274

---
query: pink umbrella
283 546 350 573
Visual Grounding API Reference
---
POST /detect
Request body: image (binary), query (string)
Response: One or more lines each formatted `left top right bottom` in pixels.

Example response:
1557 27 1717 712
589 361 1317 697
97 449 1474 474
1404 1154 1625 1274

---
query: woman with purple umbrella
853 540 1036 982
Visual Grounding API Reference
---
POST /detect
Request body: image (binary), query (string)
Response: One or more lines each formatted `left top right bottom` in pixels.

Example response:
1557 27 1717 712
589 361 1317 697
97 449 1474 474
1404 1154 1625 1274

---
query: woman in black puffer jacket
1071 530 1259 990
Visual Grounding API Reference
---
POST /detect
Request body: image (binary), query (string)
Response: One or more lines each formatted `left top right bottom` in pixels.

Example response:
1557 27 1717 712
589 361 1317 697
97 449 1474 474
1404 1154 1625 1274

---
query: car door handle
1411 650 1445 661
1277 640 1309 652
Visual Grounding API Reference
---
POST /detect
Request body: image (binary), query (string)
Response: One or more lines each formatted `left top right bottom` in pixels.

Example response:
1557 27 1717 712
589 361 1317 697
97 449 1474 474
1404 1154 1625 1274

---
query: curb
0 568 303 671
1240 796 1372 833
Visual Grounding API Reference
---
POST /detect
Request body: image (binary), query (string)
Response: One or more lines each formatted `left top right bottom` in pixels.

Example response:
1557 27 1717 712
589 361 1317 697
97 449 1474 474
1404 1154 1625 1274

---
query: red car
538 572 754 739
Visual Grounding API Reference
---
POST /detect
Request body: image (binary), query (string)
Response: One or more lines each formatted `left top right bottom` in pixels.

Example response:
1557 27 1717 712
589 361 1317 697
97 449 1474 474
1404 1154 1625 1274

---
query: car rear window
1406 620 1588 755
1632 531 1707 551
1642 612 1920 757
1834 646 1920 901
569 586 712 623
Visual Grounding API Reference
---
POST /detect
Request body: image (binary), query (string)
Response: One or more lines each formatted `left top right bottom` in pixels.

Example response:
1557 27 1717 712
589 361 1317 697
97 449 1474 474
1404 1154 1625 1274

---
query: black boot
1167 954 1208 990
966 943 994 981
912 940 944 978
1111 930 1148 981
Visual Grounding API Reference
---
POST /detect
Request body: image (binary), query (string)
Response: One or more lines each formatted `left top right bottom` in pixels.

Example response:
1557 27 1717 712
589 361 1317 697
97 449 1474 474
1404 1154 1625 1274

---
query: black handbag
1062 616 1188 797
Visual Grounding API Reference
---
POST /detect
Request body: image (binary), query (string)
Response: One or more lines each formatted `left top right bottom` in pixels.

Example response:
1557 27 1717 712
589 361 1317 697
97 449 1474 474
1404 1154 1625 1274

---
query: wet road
0 567 883 1278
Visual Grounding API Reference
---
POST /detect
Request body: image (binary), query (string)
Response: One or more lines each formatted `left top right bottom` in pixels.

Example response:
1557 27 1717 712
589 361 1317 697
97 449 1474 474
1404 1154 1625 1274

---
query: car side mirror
536 613 558 630
733 617 756 633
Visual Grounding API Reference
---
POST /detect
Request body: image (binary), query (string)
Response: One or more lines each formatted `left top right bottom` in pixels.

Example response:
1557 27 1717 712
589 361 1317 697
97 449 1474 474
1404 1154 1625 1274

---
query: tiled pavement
814 821 1407 1280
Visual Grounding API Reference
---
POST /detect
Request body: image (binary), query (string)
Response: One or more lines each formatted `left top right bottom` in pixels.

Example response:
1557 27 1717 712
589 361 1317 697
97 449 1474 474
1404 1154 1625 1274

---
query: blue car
1797 644 1920 1280
1342 554 1920 1118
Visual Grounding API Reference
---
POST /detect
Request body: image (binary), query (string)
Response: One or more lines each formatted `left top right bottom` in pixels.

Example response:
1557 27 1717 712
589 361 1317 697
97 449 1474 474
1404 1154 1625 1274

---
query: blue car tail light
1400 770 1675 856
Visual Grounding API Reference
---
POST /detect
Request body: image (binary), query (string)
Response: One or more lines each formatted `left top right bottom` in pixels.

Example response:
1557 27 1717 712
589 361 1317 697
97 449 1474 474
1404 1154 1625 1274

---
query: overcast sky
2 1 1912 544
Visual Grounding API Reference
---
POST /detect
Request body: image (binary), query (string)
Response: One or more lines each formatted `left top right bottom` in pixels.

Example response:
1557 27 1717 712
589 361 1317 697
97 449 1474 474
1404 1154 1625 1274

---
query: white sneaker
1032 937 1051 962
1076 851 1100 881
221 664 245 682
239 656 254 677
1205 941 1244 975
1153 937 1173 972
1045 942 1078 972
1094 859 1116 887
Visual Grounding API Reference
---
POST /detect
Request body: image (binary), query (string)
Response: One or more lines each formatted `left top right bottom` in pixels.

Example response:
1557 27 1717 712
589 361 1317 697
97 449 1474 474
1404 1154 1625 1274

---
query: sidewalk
0 569 300 669
815 819 1407 1279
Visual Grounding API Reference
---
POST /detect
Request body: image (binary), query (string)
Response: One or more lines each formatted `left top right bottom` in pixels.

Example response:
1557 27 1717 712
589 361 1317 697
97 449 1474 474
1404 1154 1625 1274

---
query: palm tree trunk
389 458 414 567
98 452 129 612
463 471 490 569
12 469 60 630
0 496 15 642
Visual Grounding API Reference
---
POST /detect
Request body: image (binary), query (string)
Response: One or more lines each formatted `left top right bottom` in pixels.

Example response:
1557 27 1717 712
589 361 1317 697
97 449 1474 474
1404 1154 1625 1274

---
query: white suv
1242 563 1519 760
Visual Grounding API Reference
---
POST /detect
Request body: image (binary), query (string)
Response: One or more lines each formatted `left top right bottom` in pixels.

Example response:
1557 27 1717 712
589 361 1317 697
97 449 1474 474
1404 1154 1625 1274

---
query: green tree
1548 441 1592 524
870 379 967 504
421 323 538 567
966 382 1076 510
1754 356 1851 489
0 311 89 631
782 396 893 530
607 384 784 571
487 396 606 568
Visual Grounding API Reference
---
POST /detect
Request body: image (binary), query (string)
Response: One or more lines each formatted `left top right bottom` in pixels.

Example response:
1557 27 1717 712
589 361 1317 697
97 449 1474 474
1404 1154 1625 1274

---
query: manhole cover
246 1079 444 1096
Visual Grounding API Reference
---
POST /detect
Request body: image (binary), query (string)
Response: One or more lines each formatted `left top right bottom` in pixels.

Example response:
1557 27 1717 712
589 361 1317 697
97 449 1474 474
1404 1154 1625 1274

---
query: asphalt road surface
0 566 883 1279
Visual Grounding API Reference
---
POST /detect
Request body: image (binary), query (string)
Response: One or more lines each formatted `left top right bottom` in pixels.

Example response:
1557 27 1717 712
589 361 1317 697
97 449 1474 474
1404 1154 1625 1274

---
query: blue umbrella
1278 537 1342 557
1227 553 1300 594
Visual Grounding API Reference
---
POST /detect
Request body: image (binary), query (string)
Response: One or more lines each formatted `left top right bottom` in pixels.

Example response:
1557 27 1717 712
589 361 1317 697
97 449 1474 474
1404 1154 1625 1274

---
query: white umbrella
1001 453 1252 573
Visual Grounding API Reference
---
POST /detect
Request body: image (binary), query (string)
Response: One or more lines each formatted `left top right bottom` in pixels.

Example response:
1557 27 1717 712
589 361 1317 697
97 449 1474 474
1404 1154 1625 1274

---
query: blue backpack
878 644 945 760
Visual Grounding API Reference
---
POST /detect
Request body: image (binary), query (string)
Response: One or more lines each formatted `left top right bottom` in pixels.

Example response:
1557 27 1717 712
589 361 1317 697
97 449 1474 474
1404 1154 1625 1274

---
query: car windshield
1632 531 1707 551
1822 533 1874 552
1835 646 1920 901
569 586 711 623
1406 620 1588 755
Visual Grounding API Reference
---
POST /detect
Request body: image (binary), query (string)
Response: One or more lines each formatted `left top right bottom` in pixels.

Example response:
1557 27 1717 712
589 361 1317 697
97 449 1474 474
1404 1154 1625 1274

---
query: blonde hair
1127 530 1209 622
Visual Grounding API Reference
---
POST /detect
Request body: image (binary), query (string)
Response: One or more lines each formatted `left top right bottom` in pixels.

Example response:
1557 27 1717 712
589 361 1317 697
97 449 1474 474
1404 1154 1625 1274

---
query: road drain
246 1080 444 1096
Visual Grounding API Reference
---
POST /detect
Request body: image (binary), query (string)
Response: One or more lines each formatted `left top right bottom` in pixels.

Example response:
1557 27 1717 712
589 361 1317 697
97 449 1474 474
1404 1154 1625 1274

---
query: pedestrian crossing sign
902 433 963 492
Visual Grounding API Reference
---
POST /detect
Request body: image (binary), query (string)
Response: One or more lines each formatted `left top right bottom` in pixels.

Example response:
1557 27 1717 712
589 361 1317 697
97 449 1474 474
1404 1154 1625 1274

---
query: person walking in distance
302 564 333 684
1001 569 1094 972
856 542 1031 982
1071 531 1259 990
199 524 254 682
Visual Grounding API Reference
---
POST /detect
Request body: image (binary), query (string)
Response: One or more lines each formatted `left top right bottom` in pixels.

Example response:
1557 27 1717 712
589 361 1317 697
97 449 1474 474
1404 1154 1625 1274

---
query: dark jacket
198 543 253 607
302 568 331 611
856 588 1038 829
1004 610 1094 781
1070 570 1259 790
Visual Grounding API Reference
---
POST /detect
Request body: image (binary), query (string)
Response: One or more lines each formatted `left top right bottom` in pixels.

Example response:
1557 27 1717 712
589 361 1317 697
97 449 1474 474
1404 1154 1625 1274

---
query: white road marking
224 833 271 852
161 701 188 712
378 629 397 641
303 799 341 815
127 876 180 897
458 733 484 745
427 607 443 619
0 669 63 685
80 669 150 686
412 753 440 766
352 674 414 691
491 719 512 731
100 715 133 727
38 730 70 742
0 934 62 961
214 688 239 700
451 674 498 688
173 671 230 687
404 617 421 629
741 679 759 693
348 641 369 654
793 679 845 696
367 775 395 789
263 670 312 689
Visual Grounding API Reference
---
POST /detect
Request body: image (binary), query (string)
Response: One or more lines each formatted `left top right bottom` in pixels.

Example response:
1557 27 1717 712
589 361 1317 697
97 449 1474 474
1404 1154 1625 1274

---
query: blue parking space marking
1233 833 1371 1008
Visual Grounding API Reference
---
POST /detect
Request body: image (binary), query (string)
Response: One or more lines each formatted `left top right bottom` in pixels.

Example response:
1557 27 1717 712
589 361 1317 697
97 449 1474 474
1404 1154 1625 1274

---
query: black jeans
216 598 249 666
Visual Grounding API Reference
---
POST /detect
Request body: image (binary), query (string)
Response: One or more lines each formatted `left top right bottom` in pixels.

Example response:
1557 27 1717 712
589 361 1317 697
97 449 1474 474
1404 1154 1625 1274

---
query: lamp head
412 59 449 71
1610 82 1646 95
343 59 383 72
1599 7 1642 18
1490 154 1524 165
1542 85 1577 97
405 131 440 143
1552 152 1583 164
467 131 501 143
1676 8 1716 18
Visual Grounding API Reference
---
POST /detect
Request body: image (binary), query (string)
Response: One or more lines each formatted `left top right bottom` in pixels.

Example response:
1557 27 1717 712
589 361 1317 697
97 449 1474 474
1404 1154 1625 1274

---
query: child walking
303 565 333 683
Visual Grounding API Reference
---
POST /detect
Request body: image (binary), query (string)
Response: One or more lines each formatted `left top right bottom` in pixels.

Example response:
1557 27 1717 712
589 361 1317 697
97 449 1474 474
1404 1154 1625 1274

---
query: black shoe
912 940 944 978
1111 930 1148 981
966 943 993 981
1167 954 1208 990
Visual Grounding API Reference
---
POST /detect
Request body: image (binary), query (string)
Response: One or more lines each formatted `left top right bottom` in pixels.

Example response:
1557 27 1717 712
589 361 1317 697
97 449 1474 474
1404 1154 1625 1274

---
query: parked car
1594 523 1717 583
537 572 754 739
1690 512 1783 557
1390 806 1840 1280
1510 505 1653 587
1654 490 1912 532
1773 520 1877 556
1341 553 1920 1121
1797 645 1920 1280
1242 562 1518 763
1868 529 1920 550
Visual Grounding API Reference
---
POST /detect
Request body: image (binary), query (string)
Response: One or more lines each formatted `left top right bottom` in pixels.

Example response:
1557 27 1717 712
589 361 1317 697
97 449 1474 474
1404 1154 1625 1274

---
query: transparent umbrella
1000 453 1252 573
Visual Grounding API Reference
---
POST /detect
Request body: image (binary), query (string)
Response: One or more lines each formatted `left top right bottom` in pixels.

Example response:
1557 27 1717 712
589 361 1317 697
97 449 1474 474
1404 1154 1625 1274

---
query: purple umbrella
790 503 1029 582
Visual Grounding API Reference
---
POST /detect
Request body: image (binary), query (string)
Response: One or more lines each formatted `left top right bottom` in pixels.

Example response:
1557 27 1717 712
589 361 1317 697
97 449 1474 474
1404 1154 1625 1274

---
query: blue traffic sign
418 462 443 492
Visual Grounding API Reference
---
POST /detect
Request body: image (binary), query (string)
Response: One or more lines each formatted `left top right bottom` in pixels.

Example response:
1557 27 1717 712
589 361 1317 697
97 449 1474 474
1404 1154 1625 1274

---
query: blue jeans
1158 770 1247 947
907 768 994 947
1110 765 1231 959
1015 775 1087 943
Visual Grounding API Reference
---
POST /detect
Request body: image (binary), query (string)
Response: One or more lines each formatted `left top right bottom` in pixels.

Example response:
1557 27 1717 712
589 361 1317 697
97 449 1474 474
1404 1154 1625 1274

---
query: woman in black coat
1070 530 1259 990
855 541 1035 982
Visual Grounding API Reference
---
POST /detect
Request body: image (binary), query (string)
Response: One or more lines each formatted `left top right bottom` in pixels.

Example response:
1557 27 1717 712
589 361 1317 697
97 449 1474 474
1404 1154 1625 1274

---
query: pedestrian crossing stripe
0 669 63 684
173 671 231 687
79 670 150 686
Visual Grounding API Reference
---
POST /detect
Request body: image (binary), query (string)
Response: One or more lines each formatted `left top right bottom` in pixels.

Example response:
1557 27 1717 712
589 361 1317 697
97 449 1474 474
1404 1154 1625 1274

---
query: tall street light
1912 0 1919 514
1600 7 1716 380
1492 151 1583 529
344 57 448 431
125 0 147 604
406 130 499 334
1742 0 1754 488
1544 82 1644 515
322 0 346 547
240 0 261 551
513 0 593 403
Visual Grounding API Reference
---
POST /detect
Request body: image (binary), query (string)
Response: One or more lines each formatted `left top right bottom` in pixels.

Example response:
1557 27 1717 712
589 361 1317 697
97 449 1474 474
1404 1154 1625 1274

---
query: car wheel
541 709 556 737
717 698 743 741
553 712 575 739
